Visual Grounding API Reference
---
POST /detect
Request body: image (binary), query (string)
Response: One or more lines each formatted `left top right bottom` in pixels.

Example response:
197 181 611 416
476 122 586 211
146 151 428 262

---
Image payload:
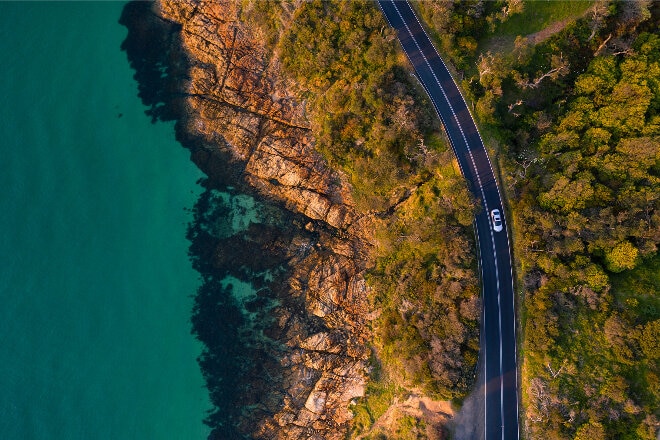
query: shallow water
0 2 209 438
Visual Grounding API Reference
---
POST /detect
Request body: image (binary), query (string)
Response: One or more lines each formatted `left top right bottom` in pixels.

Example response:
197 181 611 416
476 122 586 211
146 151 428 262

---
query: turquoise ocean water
0 2 210 439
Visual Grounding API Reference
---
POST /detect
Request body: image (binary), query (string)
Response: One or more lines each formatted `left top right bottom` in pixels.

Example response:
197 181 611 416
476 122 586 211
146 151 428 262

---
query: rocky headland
121 1 375 438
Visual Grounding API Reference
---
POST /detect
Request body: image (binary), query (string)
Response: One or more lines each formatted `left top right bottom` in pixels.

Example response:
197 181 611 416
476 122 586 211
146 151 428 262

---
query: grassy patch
394 414 427 440
479 1 593 54
495 1 592 37
350 362 402 437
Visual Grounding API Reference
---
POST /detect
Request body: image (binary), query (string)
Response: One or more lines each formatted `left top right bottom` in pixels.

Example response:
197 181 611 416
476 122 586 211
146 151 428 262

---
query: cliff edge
121 1 374 438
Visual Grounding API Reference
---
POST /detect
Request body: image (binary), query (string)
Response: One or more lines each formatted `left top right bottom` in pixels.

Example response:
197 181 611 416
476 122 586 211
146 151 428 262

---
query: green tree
574 421 606 440
605 241 639 273
638 319 660 360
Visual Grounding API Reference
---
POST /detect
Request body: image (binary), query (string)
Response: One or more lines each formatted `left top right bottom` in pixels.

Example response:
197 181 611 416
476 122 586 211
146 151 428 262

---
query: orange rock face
122 1 374 438
158 0 356 231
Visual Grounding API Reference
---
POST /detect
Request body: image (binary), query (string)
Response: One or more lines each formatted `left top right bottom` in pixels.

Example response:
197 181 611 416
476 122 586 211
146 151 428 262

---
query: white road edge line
383 2 520 439
397 5 521 439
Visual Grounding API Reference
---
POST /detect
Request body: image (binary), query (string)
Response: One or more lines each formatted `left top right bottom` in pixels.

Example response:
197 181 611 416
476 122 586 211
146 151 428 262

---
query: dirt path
526 16 575 45
482 6 593 54
356 394 454 440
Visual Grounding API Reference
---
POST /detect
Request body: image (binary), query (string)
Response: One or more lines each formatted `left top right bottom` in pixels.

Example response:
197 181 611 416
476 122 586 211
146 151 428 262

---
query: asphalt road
378 2 520 439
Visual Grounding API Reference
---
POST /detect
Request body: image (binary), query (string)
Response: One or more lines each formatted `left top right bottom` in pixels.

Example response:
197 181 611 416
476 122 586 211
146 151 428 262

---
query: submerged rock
121 1 374 438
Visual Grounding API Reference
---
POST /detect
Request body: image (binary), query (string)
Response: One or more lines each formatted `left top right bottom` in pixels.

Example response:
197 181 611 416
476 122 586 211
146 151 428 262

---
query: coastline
121 1 374 438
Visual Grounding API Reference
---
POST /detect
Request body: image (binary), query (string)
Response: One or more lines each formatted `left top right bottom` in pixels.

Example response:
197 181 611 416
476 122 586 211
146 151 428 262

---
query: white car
491 209 503 232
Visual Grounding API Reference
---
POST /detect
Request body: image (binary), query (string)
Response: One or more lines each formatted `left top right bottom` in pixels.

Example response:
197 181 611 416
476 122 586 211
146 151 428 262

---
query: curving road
378 1 520 439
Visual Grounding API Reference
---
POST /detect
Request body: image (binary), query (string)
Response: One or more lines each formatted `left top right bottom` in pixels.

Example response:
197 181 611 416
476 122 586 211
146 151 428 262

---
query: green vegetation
412 0 499 70
492 1 592 38
415 1 659 438
277 0 480 395
367 146 479 398
351 380 401 436
393 414 427 440
246 1 658 438
612 254 660 324
412 0 592 69
278 0 438 211
245 0 482 436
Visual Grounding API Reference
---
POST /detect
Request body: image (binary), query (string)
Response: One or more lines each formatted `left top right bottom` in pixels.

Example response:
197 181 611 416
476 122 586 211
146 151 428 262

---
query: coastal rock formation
156 0 355 231
121 1 373 438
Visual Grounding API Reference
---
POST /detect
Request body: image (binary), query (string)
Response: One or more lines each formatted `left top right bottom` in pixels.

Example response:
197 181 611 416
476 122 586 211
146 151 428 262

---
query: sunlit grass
496 0 593 37
480 0 593 54
350 359 402 437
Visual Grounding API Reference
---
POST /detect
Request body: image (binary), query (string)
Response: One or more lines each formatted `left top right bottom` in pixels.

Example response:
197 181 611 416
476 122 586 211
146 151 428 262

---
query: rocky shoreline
121 1 376 438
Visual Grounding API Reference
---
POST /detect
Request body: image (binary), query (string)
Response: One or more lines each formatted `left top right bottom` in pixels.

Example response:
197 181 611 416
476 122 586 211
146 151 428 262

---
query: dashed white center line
384 2 509 439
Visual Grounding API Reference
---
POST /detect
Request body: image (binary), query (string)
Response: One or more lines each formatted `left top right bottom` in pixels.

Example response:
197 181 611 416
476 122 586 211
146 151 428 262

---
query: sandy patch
357 393 454 440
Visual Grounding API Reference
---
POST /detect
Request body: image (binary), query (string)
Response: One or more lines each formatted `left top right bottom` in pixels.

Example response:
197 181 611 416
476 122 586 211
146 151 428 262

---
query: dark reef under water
187 188 291 439
120 3 322 438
